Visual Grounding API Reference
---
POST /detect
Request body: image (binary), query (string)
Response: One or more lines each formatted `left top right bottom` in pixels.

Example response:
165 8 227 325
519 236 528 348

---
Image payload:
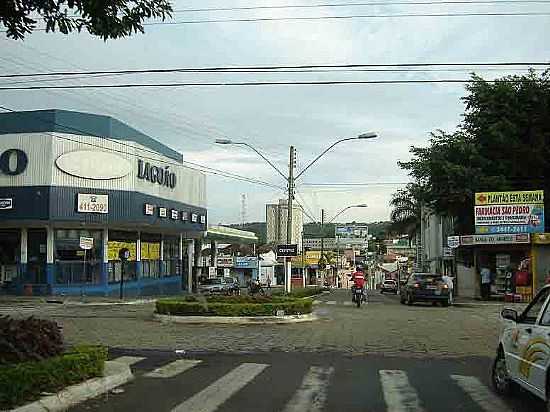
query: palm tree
389 185 424 243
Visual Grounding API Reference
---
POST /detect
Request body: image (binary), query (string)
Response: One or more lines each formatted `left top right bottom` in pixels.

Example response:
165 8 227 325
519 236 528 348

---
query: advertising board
474 190 544 234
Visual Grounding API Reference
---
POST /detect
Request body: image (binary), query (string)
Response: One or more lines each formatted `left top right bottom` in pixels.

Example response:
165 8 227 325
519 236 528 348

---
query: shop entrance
0 230 20 290
27 229 47 284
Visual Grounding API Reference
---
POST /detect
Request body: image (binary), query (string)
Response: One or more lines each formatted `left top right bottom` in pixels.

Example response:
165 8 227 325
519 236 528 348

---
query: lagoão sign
475 190 544 234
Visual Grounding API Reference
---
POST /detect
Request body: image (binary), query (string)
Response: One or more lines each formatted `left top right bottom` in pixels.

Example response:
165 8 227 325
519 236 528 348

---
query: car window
520 288 550 324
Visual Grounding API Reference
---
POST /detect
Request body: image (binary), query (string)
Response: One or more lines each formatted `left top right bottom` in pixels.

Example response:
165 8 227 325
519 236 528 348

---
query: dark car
198 277 240 295
400 273 450 306
380 279 398 294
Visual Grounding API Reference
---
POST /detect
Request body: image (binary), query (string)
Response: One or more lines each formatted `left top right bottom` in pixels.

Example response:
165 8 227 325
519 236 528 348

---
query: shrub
156 298 312 317
288 287 324 298
0 345 107 409
0 316 64 364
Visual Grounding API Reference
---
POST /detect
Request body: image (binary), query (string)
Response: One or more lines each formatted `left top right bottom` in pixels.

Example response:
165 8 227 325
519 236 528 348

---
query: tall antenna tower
240 194 247 228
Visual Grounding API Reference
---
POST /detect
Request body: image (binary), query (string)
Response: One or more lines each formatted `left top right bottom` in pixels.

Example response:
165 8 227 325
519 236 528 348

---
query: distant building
266 199 303 250
303 238 337 250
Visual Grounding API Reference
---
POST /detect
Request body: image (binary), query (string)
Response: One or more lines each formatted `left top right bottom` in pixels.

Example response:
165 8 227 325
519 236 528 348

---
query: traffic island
154 294 319 324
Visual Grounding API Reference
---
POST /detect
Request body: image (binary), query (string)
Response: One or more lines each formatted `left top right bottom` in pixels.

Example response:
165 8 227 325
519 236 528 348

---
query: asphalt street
70 349 546 412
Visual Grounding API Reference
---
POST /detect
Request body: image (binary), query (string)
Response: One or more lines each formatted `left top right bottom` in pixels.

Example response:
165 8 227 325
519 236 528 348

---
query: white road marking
145 359 202 378
343 302 353 306
282 366 334 412
325 301 337 305
451 375 512 412
379 370 425 412
171 363 269 412
313 300 322 305
112 356 146 366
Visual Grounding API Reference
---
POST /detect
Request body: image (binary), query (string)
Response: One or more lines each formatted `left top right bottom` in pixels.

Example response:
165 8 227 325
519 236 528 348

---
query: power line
173 0 550 13
1 62 548 79
0 105 284 191
301 182 409 186
142 11 550 25
1 77 545 90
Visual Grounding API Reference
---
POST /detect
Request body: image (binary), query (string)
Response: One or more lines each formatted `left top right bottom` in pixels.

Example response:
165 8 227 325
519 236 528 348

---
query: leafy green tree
1 0 172 40
396 70 550 234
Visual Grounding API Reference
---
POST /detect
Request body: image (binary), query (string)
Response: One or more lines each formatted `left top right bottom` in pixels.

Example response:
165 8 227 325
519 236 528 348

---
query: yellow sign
141 242 160 260
291 251 321 266
107 241 136 261
533 233 550 244
475 190 544 206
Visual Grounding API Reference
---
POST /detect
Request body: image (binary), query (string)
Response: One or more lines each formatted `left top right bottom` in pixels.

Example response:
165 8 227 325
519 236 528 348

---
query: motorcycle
352 286 366 308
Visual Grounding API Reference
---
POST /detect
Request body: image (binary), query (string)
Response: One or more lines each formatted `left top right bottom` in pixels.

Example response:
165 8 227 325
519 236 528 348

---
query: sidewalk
0 294 158 306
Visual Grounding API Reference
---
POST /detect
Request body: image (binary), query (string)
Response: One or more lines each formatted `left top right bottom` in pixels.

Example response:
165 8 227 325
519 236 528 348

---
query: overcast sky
2 0 549 225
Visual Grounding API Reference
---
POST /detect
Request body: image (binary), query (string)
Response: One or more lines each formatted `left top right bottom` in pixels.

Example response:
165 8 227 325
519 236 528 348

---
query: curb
154 312 319 325
11 360 133 412
62 299 156 306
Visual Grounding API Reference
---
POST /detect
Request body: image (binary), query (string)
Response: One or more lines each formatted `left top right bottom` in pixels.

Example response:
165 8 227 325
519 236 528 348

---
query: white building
266 199 303 250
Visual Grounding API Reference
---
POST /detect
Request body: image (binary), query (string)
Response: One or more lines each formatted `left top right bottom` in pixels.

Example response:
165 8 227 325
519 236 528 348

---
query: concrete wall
457 263 477 298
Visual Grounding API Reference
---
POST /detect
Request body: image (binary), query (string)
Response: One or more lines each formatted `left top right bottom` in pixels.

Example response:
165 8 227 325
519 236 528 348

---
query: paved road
71 350 546 412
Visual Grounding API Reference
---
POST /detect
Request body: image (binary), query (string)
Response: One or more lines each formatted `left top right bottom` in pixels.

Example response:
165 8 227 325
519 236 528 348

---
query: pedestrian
481 266 492 300
267 276 271 289
442 273 454 305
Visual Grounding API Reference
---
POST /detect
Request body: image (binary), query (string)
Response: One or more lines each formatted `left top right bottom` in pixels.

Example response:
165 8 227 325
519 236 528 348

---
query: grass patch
0 345 107 410
156 296 312 317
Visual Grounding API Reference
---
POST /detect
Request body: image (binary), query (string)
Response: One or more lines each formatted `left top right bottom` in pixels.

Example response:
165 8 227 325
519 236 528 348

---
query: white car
492 284 550 409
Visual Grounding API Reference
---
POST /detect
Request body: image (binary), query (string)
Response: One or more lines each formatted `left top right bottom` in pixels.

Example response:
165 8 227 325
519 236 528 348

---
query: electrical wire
142 11 550 26
173 0 550 13
1 62 548 79
0 105 284 190
1 78 545 90
301 182 409 186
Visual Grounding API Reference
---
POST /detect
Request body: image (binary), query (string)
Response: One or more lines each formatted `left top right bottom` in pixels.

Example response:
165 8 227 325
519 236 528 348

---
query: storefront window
54 229 102 285
108 231 137 283
164 236 179 277
0 230 20 287
141 233 161 279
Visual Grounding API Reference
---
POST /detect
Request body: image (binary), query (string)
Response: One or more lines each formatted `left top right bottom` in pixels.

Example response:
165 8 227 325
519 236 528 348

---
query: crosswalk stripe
379 370 425 412
326 301 337 305
112 356 146 366
451 375 512 412
282 366 334 412
171 363 269 412
145 359 202 378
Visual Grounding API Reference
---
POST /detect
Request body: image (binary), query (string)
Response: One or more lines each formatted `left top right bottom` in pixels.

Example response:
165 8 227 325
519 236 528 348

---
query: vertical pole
286 145 295 293
160 234 165 277
46 226 54 292
101 228 109 292
420 201 426 271
20 228 28 282
321 208 325 286
119 260 124 300
187 239 194 292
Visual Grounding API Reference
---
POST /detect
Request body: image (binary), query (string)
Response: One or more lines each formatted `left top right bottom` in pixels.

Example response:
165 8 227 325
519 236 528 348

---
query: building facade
0 109 207 296
266 199 303 250
303 237 337 250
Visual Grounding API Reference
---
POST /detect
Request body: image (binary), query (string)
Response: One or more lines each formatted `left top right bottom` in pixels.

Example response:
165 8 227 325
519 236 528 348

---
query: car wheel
400 294 405 304
406 293 413 306
442 298 450 307
491 349 513 395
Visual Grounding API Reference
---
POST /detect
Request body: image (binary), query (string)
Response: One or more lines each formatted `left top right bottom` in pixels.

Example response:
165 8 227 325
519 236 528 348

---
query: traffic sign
276 244 298 257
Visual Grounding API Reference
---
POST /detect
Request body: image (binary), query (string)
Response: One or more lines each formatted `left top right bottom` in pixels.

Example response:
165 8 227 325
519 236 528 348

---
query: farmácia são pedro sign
475 190 544 234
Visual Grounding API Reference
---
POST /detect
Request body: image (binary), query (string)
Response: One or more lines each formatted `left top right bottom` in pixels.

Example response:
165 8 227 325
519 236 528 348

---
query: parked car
491 285 550 409
399 273 450 306
380 279 398 294
198 277 240 295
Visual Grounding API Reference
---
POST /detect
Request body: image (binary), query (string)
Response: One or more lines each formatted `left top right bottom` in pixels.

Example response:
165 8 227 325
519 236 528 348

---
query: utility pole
285 146 296 293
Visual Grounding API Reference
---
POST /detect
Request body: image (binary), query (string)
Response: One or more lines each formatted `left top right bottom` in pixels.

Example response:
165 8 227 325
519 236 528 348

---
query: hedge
156 298 312 317
0 345 108 410
288 287 325 298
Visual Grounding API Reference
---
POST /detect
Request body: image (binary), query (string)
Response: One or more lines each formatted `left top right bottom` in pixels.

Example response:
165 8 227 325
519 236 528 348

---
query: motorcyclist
350 266 366 302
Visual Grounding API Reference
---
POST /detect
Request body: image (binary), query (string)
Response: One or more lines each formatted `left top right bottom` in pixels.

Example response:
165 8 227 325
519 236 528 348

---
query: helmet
355 265 364 272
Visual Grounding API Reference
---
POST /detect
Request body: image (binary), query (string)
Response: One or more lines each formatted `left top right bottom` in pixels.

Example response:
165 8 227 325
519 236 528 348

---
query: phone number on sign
78 202 108 213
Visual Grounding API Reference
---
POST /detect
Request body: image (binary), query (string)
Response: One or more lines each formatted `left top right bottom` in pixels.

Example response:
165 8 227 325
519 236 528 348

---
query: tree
389 184 424 241
1 0 172 40
396 70 550 234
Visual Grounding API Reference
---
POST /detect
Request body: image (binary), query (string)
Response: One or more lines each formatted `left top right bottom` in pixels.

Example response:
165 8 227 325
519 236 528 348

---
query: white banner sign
447 236 460 249
475 204 542 226
460 233 530 245
77 194 108 214
79 237 94 250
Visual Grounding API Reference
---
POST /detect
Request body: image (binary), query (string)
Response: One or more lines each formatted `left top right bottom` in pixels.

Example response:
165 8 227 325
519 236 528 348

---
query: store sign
137 159 177 189
443 247 454 258
144 204 154 215
77 194 108 214
171 209 179 220
475 190 544 234
56 151 131 180
217 256 234 267
159 207 167 218
533 233 550 244
0 149 28 176
276 244 298 257
447 236 460 249
460 233 530 245
235 256 258 268
181 212 188 221
191 213 198 223
0 198 13 210
79 237 94 250
200 215 206 224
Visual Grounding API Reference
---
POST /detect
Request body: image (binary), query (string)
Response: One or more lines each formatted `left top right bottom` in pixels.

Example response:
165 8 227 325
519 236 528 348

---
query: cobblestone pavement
1 290 520 357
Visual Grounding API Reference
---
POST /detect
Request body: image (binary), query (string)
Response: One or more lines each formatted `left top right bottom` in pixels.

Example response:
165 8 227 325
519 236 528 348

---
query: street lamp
215 133 378 293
